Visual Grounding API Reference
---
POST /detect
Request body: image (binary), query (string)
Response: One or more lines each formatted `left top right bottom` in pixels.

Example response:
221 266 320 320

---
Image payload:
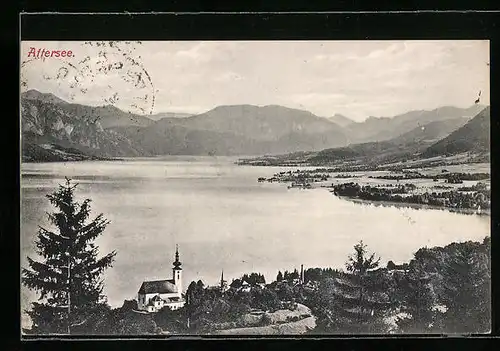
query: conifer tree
395 261 436 333
22 178 116 334
276 271 283 282
438 240 491 333
283 270 290 280
186 280 205 308
330 241 394 333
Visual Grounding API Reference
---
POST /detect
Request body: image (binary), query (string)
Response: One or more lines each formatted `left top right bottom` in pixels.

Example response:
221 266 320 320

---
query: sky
20 40 489 122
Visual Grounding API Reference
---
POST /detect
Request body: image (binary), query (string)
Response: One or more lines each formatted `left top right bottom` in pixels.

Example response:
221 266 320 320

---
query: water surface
21 156 490 321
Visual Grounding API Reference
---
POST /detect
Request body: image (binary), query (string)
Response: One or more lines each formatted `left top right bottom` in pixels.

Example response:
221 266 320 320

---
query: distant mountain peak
207 104 319 117
148 111 193 121
101 104 124 111
366 105 485 121
21 89 68 104
328 113 354 127
365 115 391 122
214 104 259 109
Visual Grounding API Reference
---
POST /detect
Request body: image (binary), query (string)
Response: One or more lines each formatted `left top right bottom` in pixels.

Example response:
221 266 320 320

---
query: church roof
138 279 178 294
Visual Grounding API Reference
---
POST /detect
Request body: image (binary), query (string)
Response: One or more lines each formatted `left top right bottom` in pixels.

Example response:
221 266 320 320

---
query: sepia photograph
20 40 491 336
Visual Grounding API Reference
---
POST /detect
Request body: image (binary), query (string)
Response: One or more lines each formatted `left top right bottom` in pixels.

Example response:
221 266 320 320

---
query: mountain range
20 89 489 162
111 104 349 156
22 89 155 129
308 107 490 166
422 106 490 158
148 112 193 121
344 105 485 144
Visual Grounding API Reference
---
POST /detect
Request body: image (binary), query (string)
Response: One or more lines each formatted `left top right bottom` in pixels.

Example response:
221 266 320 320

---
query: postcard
20 39 491 336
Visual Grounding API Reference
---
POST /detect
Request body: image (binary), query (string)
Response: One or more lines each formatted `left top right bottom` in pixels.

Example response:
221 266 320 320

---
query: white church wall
166 301 185 310
159 292 181 300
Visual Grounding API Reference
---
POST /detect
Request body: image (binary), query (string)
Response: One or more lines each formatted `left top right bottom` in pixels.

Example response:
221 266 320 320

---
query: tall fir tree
330 241 394 333
22 178 116 334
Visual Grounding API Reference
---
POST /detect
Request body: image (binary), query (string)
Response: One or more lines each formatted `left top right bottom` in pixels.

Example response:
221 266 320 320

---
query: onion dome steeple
173 244 182 270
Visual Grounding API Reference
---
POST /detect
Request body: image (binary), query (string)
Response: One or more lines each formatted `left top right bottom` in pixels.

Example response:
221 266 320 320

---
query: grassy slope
422 107 490 158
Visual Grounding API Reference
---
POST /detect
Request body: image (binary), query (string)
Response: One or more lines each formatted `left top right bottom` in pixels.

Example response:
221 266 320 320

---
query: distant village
136 245 319 314
135 246 408 315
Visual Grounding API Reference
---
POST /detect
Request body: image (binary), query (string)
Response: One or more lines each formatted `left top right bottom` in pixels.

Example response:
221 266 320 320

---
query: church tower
172 245 182 294
220 270 227 294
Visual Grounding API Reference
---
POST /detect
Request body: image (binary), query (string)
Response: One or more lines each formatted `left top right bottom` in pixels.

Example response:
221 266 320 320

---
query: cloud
290 92 347 104
20 40 489 121
175 42 212 61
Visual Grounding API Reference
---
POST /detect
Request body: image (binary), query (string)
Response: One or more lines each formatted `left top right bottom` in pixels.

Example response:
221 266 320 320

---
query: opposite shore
334 195 490 216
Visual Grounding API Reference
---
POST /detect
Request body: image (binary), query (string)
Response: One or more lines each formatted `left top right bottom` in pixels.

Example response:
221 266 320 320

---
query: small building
229 278 253 292
240 280 251 292
137 246 185 312
303 280 318 291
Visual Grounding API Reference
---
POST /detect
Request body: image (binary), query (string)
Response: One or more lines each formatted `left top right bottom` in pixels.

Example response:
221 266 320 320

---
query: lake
20 156 490 325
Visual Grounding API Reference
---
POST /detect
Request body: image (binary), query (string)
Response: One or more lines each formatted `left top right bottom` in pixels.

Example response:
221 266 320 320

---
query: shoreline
281 183 489 216
334 194 490 216
22 157 124 163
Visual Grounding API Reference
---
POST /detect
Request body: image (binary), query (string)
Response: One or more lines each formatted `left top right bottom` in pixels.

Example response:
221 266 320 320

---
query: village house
303 280 319 292
240 280 251 292
386 260 409 277
137 246 185 313
228 272 269 292
229 278 252 292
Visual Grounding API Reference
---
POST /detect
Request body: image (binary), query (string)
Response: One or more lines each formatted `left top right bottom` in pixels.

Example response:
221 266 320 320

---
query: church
137 245 185 312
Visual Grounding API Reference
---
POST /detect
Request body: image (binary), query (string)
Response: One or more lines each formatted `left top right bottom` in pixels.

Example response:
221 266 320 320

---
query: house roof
230 279 242 288
138 279 178 294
